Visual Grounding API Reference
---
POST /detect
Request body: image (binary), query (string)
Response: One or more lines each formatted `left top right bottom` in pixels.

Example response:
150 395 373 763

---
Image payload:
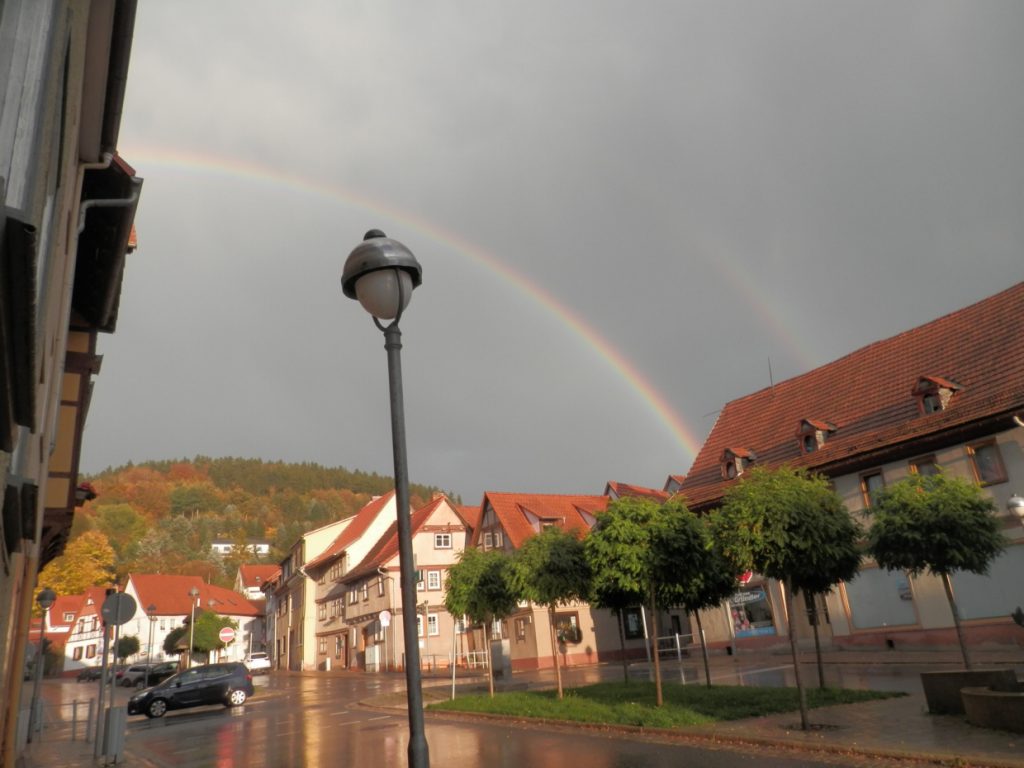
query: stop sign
219 627 236 644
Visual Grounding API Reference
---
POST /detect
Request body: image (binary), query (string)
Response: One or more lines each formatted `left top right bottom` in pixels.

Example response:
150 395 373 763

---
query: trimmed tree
116 635 140 663
192 612 239 662
444 547 520 697
867 473 1006 669
163 626 187 657
511 526 591 701
586 497 730 703
713 466 863 729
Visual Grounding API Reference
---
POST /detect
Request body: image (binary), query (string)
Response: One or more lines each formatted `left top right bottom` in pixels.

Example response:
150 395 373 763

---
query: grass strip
429 682 904 728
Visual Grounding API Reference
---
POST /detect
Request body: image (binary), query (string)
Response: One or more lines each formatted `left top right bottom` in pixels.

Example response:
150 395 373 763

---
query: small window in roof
797 419 835 455
720 448 755 480
912 376 960 415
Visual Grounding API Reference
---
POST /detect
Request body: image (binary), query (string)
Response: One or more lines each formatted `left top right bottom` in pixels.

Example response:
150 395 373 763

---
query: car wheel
121 679 133 687
226 689 247 707
146 699 167 719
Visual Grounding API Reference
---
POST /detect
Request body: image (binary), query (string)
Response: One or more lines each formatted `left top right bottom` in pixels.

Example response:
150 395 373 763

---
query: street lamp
342 230 428 768
188 587 200 668
29 587 56 742
1008 494 1024 527
146 604 157 687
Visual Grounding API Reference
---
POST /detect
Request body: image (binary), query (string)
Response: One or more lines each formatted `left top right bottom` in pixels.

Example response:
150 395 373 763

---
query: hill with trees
40 457 453 592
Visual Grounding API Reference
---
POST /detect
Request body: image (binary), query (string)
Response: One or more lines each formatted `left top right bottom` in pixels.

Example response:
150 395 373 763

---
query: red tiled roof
481 492 608 549
605 481 670 503
679 282 1024 509
344 496 449 582
305 491 395 571
129 574 262 617
238 564 279 589
457 504 482 531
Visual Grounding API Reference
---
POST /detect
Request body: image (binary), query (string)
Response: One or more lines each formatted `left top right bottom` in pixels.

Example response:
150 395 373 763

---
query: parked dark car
77 667 102 682
145 662 180 687
127 663 254 718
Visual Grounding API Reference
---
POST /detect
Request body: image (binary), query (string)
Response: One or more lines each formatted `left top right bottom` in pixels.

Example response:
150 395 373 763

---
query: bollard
72 700 78 741
86 699 94 743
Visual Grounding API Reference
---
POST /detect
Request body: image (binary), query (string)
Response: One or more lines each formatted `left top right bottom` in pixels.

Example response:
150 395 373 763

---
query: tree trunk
783 580 809 730
616 608 629 684
942 573 972 669
694 610 712 688
548 605 564 700
649 586 663 707
487 616 495 698
809 593 825 689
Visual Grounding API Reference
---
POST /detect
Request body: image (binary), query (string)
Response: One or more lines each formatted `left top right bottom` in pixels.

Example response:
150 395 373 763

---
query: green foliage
713 466 863 595
511 526 591 608
867 473 1006 577
191 611 239 654
428 682 902 726
164 626 187 656
444 547 520 625
116 635 140 661
586 497 736 611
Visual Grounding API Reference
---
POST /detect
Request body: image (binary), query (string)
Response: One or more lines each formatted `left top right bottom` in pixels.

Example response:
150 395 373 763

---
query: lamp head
36 588 56 611
341 230 422 320
1008 493 1024 525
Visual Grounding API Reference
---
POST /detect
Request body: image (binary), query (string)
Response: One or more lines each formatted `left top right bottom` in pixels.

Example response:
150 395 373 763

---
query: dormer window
720 448 756 480
912 376 960 415
797 419 835 455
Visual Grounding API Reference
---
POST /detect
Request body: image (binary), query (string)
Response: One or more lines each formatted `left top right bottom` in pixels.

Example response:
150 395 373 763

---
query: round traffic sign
101 593 137 626
219 627 236 644
379 610 391 628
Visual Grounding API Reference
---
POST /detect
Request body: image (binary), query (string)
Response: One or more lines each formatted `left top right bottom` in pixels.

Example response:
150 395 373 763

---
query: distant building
211 540 271 557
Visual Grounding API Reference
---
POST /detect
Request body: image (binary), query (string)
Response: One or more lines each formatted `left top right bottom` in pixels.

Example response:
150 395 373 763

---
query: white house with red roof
124 574 264 665
60 587 109 674
235 564 279 602
675 282 1024 652
322 494 475 672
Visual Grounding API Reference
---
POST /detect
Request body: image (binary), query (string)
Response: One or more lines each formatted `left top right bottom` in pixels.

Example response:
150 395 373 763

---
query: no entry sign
219 627 236 644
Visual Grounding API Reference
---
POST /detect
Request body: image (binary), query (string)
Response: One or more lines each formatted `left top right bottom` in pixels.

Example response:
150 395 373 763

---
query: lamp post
146 604 157 686
188 587 200 668
29 587 56 742
342 229 428 768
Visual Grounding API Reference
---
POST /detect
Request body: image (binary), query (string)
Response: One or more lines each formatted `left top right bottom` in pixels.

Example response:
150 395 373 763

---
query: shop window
623 607 645 640
554 612 582 644
729 587 776 638
967 441 1007 486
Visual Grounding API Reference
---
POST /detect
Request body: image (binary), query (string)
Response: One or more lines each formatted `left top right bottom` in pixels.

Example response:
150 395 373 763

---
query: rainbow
120 146 707 464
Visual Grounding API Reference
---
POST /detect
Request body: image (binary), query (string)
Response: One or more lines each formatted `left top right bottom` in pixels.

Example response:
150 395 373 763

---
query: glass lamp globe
355 269 413 320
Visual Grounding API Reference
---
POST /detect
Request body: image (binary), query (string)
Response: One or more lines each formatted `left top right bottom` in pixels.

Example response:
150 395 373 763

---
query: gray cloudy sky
82 1 1024 503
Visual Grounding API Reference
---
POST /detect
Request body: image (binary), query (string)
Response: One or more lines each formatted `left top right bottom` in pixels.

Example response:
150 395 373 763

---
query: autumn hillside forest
41 457 452 596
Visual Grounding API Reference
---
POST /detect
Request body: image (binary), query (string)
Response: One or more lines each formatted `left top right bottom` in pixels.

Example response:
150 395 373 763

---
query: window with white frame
427 571 441 590
483 532 493 549
428 613 439 636
378 577 386 596
434 533 451 549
